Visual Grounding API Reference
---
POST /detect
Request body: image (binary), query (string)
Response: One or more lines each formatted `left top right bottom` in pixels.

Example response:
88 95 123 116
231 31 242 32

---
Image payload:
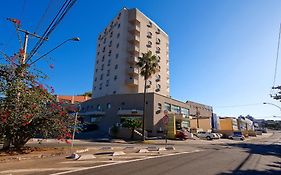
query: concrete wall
190 118 212 131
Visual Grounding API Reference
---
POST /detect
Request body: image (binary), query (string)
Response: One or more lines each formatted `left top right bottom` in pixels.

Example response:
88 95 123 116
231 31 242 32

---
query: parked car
229 132 245 140
175 129 193 140
195 131 218 140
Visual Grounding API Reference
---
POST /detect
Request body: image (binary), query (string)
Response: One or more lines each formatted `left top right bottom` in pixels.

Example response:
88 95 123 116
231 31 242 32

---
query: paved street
0 132 280 175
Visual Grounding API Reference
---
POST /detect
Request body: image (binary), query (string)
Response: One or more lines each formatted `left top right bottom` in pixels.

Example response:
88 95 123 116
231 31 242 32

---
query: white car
196 131 218 140
229 132 245 141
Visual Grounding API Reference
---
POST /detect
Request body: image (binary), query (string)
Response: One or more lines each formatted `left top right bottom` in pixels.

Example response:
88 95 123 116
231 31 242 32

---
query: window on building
110 31 113 38
97 51 100 56
102 46 105 52
117 33 120 38
156 28 160 34
157 103 162 110
109 40 112 47
106 79 109 87
116 43 119 48
157 56 161 62
106 69 110 76
108 50 112 57
147 31 152 38
156 38 161 44
115 64 118 69
103 38 106 44
115 53 119 59
107 59 111 66
95 69 98 73
156 84 161 92
96 59 99 64
94 77 97 81
164 103 171 112
107 103 111 109
97 104 101 111
99 83 102 90
117 23 121 28
113 91 116 94
156 47 161 53
156 74 161 82
181 108 189 116
101 64 104 70
171 105 181 114
102 56 105 62
147 21 152 27
100 74 103 80
114 75 117 80
147 41 152 47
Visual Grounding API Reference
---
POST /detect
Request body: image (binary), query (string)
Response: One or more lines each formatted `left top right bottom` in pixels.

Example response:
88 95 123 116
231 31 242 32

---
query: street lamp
263 102 281 111
29 37 80 66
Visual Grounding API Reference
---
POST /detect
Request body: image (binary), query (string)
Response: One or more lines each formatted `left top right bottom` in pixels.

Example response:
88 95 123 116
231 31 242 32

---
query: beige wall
190 118 212 131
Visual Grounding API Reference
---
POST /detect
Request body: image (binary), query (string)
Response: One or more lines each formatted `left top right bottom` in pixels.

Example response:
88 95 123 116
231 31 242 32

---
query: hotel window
117 33 120 38
156 47 161 53
101 64 104 70
115 53 119 59
115 64 118 69
147 21 152 27
96 59 99 64
156 28 160 34
117 23 121 28
100 74 103 80
157 55 161 62
94 77 97 81
99 83 102 90
114 75 117 80
106 79 109 87
102 56 105 62
147 41 152 47
107 59 111 66
106 70 110 76
102 46 105 52
156 74 161 82
156 84 161 92
156 38 161 44
147 32 152 38
108 50 112 56
95 69 98 73
116 43 119 48
97 51 100 56
110 31 113 38
103 38 106 44
109 40 112 47
107 103 111 109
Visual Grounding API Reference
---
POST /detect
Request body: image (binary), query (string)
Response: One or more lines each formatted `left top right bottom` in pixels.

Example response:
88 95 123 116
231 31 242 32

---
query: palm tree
136 51 159 141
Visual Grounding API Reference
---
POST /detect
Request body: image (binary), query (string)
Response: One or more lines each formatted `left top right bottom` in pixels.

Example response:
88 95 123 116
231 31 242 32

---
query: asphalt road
57 132 281 175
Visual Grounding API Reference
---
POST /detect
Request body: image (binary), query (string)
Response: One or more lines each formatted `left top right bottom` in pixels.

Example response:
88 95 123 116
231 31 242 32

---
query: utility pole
195 107 200 129
17 28 47 64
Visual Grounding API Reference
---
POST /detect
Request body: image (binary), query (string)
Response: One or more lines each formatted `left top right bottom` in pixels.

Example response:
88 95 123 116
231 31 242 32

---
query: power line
26 0 77 63
272 23 281 89
214 103 263 108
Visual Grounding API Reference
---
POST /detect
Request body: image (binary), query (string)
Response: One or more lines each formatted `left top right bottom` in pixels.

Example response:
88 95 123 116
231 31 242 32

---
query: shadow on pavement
218 142 281 175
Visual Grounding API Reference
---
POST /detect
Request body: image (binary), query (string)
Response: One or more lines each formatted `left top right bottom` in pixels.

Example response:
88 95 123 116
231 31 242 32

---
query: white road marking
51 149 202 175
60 160 128 164
0 167 78 174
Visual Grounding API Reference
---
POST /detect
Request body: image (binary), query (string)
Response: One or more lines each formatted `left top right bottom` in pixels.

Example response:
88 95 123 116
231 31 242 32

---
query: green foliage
0 61 76 150
136 51 159 80
122 118 142 140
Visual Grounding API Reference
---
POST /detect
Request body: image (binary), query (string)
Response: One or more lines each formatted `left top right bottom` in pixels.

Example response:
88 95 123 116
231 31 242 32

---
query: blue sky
1 0 281 120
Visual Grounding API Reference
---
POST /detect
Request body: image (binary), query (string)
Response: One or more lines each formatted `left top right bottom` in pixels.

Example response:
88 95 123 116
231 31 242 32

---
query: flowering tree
0 58 76 150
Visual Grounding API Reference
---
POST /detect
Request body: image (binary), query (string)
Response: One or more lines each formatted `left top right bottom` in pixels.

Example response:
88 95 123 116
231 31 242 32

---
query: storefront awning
78 111 105 116
117 109 143 116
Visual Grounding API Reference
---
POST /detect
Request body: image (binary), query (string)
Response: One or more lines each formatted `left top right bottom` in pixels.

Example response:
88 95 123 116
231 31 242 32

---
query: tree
122 118 142 140
0 58 76 150
136 51 159 141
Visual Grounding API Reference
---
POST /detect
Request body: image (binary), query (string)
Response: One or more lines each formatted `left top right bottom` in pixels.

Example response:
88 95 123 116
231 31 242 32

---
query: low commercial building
237 116 255 137
219 117 239 136
79 92 213 138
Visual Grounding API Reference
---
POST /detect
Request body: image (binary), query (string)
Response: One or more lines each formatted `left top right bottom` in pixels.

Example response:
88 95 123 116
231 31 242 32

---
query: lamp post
263 102 281 111
29 37 80 66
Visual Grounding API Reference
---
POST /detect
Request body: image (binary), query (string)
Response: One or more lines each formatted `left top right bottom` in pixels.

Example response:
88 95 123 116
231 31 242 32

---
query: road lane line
0 167 78 174
50 149 202 175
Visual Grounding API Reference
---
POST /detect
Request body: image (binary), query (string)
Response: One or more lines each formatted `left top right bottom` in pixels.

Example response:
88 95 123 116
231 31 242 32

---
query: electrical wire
214 103 263 108
26 0 77 63
34 0 55 34
272 23 281 89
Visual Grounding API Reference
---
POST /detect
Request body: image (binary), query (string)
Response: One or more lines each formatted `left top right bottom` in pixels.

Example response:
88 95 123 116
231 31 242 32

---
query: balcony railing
127 45 140 56
126 77 138 86
128 35 140 45
128 24 140 35
128 67 139 76
128 56 138 64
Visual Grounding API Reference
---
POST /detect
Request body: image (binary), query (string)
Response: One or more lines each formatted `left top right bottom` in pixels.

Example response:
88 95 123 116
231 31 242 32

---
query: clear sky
1 0 281 120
